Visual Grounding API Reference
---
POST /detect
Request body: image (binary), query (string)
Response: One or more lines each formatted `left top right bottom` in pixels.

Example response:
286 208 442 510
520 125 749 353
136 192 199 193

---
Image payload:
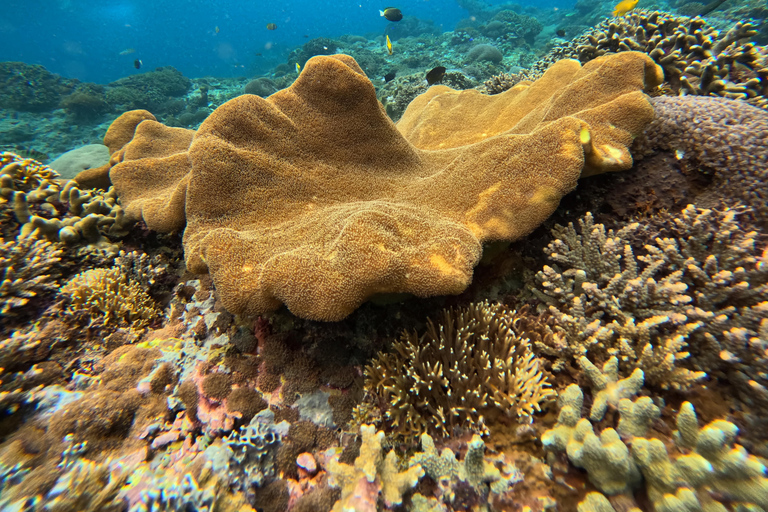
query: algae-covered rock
49 145 111 180
0 61 76 112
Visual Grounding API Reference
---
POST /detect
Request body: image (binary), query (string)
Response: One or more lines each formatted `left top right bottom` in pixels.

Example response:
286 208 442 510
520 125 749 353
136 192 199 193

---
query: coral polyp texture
363 301 555 438
109 52 661 321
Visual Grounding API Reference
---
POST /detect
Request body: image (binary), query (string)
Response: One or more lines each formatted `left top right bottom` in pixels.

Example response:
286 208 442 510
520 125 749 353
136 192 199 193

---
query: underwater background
1 0 767 510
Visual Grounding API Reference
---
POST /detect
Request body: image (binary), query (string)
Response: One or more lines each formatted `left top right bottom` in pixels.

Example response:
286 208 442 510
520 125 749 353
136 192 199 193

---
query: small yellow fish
215 26 220 34
386 34 393 55
612 0 638 16
296 62 301 73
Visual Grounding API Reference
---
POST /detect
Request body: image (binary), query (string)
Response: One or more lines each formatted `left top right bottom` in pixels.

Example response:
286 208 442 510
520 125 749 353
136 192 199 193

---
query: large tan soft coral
111 52 662 321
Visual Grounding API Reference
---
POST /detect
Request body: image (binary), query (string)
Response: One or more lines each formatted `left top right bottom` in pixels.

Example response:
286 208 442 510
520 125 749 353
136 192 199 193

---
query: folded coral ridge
110 52 661 321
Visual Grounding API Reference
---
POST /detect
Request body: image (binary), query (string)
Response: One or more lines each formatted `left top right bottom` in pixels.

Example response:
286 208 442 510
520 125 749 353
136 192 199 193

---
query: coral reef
244 78 278 97
1 151 60 191
547 384 768 511
60 251 162 330
2 149 133 253
481 10 543 45
378 71 478 121
106 66 191 112
0 62 76 112
408 432 523 503
0 236 62 319
534 206 767 397
467 44 504 64
8 177 134 251
633 95 768 229
576 11 767 108
2 8 767 510
491 11 767 110
110 52 660 321
363 301 554 438
60 85 111 121
326 424 424 511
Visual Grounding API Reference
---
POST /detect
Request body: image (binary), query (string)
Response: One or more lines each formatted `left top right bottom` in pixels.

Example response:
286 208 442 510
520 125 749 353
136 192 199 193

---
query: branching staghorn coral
364 301 555 438
534 206 767 393
60 251 160 329
0 236 63 318
533 213 703 389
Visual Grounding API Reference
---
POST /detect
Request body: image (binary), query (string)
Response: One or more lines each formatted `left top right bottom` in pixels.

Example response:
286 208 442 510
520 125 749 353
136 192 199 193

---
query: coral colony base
1 6 768 512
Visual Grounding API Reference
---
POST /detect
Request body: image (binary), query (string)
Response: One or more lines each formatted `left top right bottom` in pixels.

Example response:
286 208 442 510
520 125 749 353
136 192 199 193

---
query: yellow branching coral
0 151 60 192
545 386 768 510
61 264 158 329
364 301 555 438
327 424 424 512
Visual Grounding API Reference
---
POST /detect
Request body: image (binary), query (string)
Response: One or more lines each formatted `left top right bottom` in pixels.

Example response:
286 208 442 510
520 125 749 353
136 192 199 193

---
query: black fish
426 66 446 85
134 59 142 69
384 70 397 82
380 7 403 21
556 29 566 37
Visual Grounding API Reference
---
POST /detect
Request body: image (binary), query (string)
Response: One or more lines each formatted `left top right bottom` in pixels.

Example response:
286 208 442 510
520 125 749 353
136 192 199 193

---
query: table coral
110 52 661 321
363 301 554 438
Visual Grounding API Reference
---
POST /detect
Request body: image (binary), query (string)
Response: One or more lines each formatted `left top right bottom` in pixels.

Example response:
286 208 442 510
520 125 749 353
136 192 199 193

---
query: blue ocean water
1 0 575 83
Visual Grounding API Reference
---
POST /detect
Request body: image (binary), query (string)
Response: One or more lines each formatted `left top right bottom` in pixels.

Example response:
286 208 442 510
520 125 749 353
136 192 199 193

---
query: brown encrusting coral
633 95 768 229
110 52 661 321
363 301 555 438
